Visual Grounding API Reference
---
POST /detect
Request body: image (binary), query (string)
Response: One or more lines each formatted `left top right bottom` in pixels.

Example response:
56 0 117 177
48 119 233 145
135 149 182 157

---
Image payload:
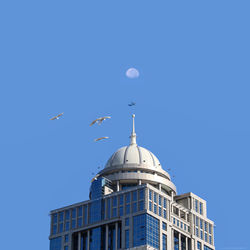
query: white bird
90 116 111 126
94 137 109 142
50 112 64 120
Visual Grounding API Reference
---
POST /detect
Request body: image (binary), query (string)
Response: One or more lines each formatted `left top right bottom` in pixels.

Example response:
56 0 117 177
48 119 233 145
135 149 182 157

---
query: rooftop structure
49 115 215 250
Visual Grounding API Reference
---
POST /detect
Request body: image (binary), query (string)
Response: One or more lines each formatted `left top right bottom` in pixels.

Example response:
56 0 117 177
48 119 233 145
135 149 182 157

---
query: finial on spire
130 114 137 145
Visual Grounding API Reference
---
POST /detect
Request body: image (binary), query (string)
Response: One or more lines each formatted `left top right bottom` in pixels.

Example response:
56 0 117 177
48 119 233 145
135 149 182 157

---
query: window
184 224 186 231
78 218 82 227
163 198 167 209
125 193 131 203
59 223 63 233
149 190 152 200
72 208 76 219
205 233 208 242
65 222 69 231
204 221 207 232
52 225 57 235
162 222 167 230
126 204 130 215
200 202 203 215
159 196 162 206
53 214 58 224
154 204 157 214
132 202 137 213
71 220 76 229
209 224 212 234
132 191 137 202
64 235 68 243
196 217 199 227
125 230 129 248
154 192 157 203
50 237 62 250
139 200 144 211
119 195 124 205
125 218 129 226
65 210 70 221
195 200 198 212
200 230 203 240
162 234 167 250
177 220 179 227
209 236 212 245
181 222 183 229
59 212 64 222
174 231 179 250
113 196 117 207
78 206 83 217
200 219 203 229
149 201 152 211
196 228 199 237
159 207 162 216
119 206 123 216
197 241 201 250
112 207 117 217
173 217 176 224
204 246 213 250
163 209 167 219
139 189 144 200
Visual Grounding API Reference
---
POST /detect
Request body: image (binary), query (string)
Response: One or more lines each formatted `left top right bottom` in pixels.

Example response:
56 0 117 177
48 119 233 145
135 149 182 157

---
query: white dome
105 144 161 168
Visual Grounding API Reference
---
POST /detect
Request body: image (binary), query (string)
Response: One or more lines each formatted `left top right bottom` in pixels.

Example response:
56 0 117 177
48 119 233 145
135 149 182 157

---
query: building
49 115 215 250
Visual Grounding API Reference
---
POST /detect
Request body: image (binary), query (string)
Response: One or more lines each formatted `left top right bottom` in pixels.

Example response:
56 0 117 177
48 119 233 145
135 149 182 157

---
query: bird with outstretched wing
90 116 111 126
50 112 64 120
94 137 109 142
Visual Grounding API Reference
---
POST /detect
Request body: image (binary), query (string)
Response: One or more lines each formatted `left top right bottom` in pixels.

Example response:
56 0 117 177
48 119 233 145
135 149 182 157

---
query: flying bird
90 116 111 126
50 112 64 120
94 137 109 142
128 102 136 106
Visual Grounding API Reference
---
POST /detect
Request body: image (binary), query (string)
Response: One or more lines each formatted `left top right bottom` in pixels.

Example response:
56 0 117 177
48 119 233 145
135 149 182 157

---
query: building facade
49 115 215 250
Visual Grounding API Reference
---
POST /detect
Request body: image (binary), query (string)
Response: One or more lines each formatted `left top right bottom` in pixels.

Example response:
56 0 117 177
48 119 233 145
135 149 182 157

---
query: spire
130 114 137 145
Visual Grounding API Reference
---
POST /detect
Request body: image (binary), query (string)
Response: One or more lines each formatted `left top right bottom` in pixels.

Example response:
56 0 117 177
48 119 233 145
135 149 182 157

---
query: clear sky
0 1 249 250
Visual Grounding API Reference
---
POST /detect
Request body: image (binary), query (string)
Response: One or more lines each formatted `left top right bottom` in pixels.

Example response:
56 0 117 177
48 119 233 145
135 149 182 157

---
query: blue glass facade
133 214 159 249
50 237 62 250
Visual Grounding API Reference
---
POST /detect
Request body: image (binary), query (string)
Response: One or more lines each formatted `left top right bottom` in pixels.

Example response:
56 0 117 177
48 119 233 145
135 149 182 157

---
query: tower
49 115 215 250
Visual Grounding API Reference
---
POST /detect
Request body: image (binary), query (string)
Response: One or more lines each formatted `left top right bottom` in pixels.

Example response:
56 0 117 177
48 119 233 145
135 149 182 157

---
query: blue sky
0 1 249 249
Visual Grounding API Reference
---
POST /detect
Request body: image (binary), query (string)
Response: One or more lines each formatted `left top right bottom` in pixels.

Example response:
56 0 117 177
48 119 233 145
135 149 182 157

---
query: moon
126 68 140 79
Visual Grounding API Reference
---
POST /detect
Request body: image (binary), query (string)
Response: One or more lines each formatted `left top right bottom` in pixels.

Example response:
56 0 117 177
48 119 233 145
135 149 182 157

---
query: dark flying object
128 102 136 106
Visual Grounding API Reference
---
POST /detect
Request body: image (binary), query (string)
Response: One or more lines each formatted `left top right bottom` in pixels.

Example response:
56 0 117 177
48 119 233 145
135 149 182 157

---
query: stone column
179 232 181 250
87 230 90 250
78 232 81 250
115 222 118 250
116 181 120 191
186 236 188 250
106 224 109 250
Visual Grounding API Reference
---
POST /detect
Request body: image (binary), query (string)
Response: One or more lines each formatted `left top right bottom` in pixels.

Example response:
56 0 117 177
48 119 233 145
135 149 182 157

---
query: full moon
126 68 140 79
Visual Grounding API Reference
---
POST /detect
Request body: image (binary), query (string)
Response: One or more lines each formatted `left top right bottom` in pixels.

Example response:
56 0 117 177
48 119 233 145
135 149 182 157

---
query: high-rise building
49 115 215 250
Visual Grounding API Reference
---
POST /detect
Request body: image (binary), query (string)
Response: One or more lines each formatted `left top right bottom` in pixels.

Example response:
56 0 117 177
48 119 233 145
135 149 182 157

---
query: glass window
125 217 129 226
125 230 129 249
59 223 63 233
209 236 212 245
53 214 58 224
71 220 76 229
125 193 131 203
65 222 69 231
205 232 208 242
119 206 123 216
195 200 198 212
162 222 167 230
159 196 162 206
204 221 207 232
64 235 68 243
112 207 117 217
209 224 212 234
197 241 201 250
59 212 64 222
181 222 183 229
125 204 130 215
205 246 213 250
163 209 167 219
119 195 124 205
139 189 144 200
196 228 199 237
154 192 157 203
139 200 144 211
196 216 199 227
163 198 167 208
154 204 157 214
149 201 152 211
174 231 179 250
78 218 82 227
89 200 102 223
50 237 62 250
200 230 203 240
52 225 57 235
200 219 203 229
65 210 70 220
184 224 186 231
162 234 167 250
149 190 152 200
132 202 137 213
107 199 111 219
159 207 162 216
78 206 83 217
72 208 76 219
200 202 203 215
112 196 117 207
177 220 179 227
173 217 176 224
83 206 88 225
132 191 137 202
89 227 102 250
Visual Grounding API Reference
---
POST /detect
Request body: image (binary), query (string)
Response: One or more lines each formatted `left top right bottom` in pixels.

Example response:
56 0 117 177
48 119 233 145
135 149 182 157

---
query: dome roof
105 144 161 168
